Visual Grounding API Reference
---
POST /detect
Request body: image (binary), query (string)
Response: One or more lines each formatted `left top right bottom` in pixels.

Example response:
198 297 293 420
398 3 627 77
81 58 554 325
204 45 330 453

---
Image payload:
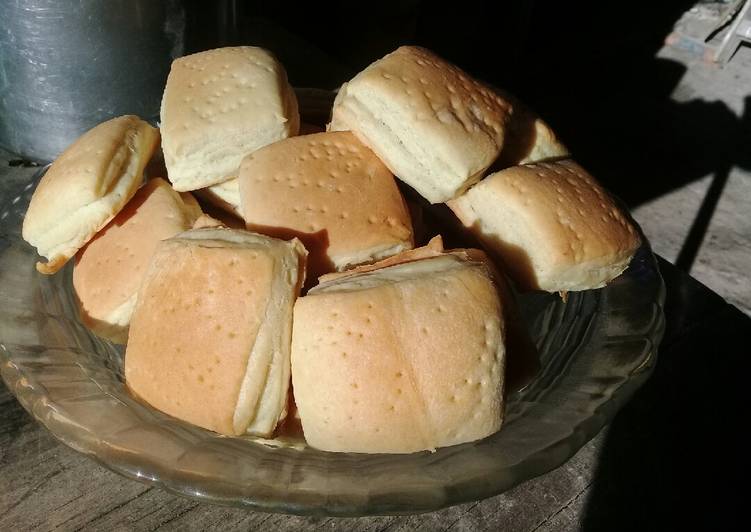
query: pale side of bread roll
329 46 513 204
496 97 569 167
124 228 307 437
447 160 641 292
22 115 159 274
292 249 506 453
196 177 242 217
72 178 203 343
239 131 414 279
160 47 299 192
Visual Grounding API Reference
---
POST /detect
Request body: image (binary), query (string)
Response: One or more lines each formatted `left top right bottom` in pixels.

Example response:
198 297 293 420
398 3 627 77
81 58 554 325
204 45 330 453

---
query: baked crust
330 46 513 203
448 160 641 291
160 47 299 191
22 115 159 274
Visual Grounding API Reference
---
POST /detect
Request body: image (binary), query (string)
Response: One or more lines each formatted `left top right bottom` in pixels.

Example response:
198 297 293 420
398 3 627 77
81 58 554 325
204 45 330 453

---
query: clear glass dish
0 165 664 516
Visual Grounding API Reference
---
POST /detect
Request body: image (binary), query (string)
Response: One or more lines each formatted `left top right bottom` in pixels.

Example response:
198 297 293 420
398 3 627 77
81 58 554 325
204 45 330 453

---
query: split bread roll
448 160 641 292
22 115 159 274
329 46 513 204
160 46 299 191
72 178 203 344
125 228 307 437
239 131 414 279
292 243 506 453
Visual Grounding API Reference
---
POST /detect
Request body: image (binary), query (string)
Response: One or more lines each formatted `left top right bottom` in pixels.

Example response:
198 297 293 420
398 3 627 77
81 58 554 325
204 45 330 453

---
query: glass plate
0 167 664 516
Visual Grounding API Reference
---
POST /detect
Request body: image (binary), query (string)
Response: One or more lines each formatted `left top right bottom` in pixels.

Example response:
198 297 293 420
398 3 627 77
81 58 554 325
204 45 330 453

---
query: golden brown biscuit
160 47 299 191
22 115 159 274
448 160 641 291
330 46 513 203
292 246 506 453
125 228 307 437
239 131 413 280
72 178 202 343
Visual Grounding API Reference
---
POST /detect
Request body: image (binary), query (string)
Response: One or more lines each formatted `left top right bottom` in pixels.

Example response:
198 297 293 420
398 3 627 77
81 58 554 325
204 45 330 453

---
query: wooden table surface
1 152 747 531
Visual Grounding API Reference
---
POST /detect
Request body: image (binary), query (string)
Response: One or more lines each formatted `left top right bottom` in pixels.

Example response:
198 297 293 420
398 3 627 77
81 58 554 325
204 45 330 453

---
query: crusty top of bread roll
239 131 414 279
292 248 506 453
448 160 641 292
125 228 307 437
160 47 299 191
322 235 540 394
22 115 159 274
329 46 513 204
72 178 202 343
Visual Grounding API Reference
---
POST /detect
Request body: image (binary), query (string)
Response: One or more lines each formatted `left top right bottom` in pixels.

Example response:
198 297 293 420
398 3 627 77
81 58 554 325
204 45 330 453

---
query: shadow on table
581 259 749 531
672 96 751 271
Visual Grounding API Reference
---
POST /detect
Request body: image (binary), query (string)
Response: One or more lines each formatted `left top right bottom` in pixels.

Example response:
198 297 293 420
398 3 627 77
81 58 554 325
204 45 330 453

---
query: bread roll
22 115 159 274
292 245 506 453
329 46 513 204
160 47 299 191
321 235 540 393
239 131 414 280
72 178 202 343
447 160 641 292
125 228 307 437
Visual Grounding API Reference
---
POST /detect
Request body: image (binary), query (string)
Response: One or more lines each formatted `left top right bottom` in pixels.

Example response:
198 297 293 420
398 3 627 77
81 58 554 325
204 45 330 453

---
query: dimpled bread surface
126 237 284 436
239 131 413 277
72 178 202 343
330 46 513 203
161 47 299 191
292 255 506 453
448 160 641 291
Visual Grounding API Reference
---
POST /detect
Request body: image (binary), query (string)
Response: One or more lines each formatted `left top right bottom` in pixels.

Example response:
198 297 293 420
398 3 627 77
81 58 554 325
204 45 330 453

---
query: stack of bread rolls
21 45 640 453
